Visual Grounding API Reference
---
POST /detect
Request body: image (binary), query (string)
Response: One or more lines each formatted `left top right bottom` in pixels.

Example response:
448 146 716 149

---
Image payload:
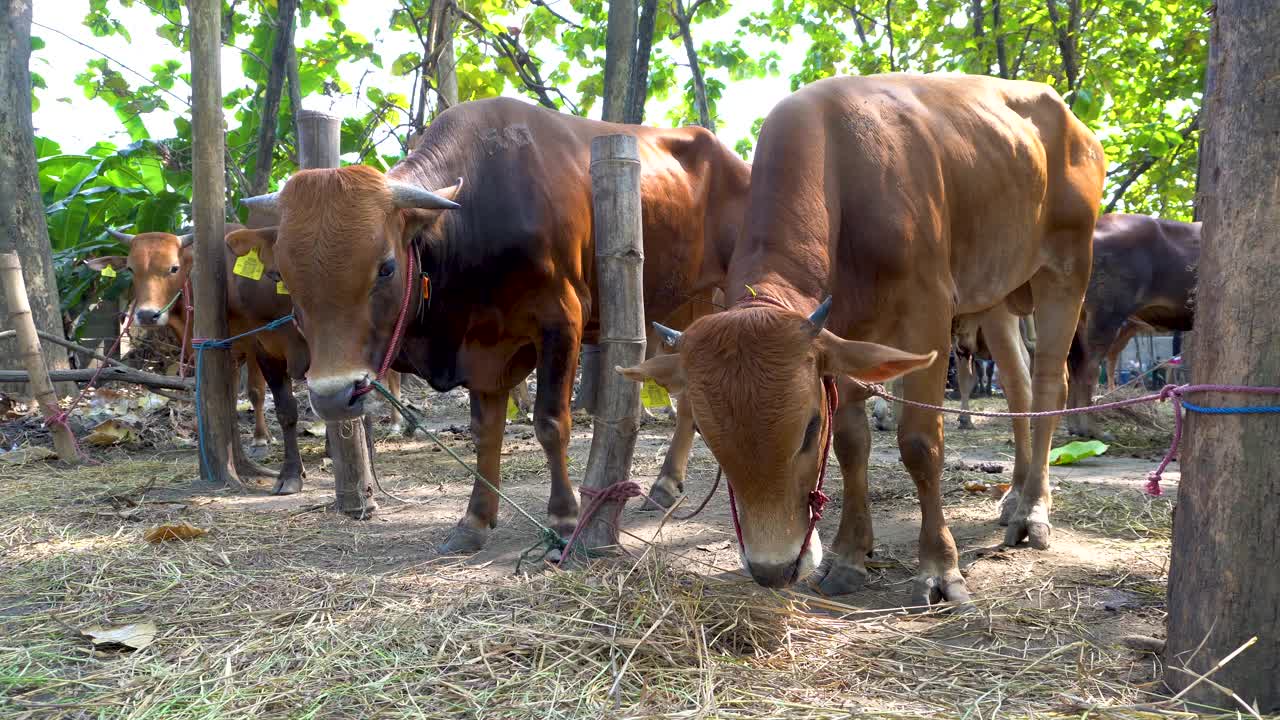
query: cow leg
247 355 271 446
981 312 1033 527
511 376 533 417
816 380 876 595
386 370 411 436
258 354 304 495
1005 265 1089 550
534 325 581 543
440 388 507 554
899 331 970 606
646 389 696 509
1066 313 1125 439
956 354 975 429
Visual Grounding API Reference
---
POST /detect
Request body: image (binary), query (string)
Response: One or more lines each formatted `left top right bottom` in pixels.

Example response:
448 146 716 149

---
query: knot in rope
1158 383 1181 402
808 488 830 522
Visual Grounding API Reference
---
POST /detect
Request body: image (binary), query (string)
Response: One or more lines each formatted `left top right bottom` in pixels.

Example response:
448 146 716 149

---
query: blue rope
193 314 294 480
1180 400 1280 415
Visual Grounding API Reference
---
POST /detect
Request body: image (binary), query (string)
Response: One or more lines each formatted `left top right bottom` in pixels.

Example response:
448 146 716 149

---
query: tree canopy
31 0 1209 333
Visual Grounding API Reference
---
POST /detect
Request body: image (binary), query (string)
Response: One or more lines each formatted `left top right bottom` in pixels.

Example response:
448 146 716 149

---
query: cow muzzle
740 528 823 589
307 372 372 421
134 307 168 327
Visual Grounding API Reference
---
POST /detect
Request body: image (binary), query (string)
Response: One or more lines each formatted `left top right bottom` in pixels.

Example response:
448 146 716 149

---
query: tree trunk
1046 0 1081 95
0 0 71 397
993 0 1009 78
248 0 297 196
674 0 714 131
624 0 658 124
190 0 241 489
431 0 458 111
1164 0 1280 710
285 34 303 162
970 0 987 74
574 135 645 554
602 0 637 122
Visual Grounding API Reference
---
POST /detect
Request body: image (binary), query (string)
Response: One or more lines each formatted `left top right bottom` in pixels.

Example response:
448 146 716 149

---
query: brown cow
88 226 315 493
1065 213 1199 438
621 74 1104 605
227 97 750 551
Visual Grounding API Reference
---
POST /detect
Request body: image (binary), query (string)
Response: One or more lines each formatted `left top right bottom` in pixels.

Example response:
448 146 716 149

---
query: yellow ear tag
233 248 265 280
276 280 289 295
100 265 117 279
641 378 672 410
506 394 521 421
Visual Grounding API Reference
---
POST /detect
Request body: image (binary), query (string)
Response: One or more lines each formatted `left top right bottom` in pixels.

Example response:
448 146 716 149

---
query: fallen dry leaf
963 480 989 493
303 421 327 437
144 523 208 543
81 621 157 651
0 446 57 465
85 418 139 446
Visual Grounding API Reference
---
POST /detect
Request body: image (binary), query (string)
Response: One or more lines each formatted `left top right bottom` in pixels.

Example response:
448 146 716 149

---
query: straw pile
0 457 1249 719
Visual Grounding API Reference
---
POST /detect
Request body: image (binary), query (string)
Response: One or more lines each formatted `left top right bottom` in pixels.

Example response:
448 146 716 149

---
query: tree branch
451 2 580 114
1104 115 1200 214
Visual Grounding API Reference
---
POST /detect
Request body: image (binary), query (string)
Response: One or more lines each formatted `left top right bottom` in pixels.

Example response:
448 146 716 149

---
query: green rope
158 288 184 315
365 380 567 561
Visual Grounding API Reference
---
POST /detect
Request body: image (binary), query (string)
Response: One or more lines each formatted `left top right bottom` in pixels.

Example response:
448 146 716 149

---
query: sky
31 0 808 160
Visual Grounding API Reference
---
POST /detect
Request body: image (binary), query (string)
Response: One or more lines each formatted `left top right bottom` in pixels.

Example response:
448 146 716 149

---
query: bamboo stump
0 253 76 461
572 134 646 556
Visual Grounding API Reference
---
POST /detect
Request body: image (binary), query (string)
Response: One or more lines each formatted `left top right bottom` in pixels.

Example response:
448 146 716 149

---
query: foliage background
31 0 1210 332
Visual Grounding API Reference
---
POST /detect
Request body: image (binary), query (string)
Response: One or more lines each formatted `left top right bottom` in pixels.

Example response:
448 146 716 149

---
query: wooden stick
575 134 646 553
0 368 193 391
0 328 129 370
0 252 77 461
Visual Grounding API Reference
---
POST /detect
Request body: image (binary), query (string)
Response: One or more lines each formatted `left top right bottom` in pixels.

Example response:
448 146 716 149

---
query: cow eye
800 414 821 453
378 259 396 279
169 265 180 274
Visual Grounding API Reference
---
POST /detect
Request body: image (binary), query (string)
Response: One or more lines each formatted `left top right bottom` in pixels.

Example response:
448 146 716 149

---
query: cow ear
226 227 277 257
815 330 937 382
85 256 127 272
616 353 686 395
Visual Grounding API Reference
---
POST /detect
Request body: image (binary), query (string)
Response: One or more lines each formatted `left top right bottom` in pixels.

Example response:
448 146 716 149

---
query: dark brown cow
228 97 750 551
1065 213 1200 438
621 74 1105 605
88 226 312 493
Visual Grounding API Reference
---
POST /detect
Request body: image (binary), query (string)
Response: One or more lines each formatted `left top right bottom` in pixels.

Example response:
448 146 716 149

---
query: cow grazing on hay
228 97 751 552
1065 213 1199 439
620 74 1105 605
86 227 411 493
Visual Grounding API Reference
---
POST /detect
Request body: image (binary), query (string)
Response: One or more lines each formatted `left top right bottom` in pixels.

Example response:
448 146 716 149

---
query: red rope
557 480 645 567
352 251 416 399
177 278 193 379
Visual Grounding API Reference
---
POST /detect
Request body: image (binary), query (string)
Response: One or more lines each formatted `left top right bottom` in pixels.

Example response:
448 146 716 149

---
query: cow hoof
997 488 1021 526
957 415 973 430
1004 514 1052 550
911 570 972 610
815 558 868 596
271 469 304 495
439 525 491 554
642 481 681 511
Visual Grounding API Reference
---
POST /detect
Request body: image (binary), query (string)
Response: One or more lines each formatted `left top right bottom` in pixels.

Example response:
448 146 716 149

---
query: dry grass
0 451 1256 720
1053 481 1174 543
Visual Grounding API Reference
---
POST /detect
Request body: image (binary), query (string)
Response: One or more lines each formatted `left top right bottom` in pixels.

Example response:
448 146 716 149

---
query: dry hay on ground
0 444 1258 720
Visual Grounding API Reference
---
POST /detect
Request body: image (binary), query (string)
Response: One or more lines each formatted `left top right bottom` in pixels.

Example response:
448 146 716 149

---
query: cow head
227 165 461 420
618 301 935 588
86 229 194 328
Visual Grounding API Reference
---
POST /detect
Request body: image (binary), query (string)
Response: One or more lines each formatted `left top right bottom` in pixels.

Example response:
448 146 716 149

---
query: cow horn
242 192 281 217
107 228 135 245
388 181 461 210
653 322 682 348
808 296 833 334
178 233 195 248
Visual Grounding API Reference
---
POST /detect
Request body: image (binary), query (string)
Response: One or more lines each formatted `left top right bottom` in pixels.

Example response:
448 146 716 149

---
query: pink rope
352 251 416 399
558 480 644 567
865 382 1280 496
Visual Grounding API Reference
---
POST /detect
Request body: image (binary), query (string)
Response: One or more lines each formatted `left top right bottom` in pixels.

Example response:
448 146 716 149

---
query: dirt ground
3 379 1221 719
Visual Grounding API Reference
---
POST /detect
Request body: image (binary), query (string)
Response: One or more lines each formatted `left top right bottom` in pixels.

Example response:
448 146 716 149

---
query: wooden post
189 0 241 489
574 134 645 553
1164 0 1280 709
0 253 77 461
294 108 378 518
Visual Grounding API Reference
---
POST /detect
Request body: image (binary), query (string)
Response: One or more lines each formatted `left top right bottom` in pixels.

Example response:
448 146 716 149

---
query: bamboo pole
0 252 77 461
574 134 645 553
